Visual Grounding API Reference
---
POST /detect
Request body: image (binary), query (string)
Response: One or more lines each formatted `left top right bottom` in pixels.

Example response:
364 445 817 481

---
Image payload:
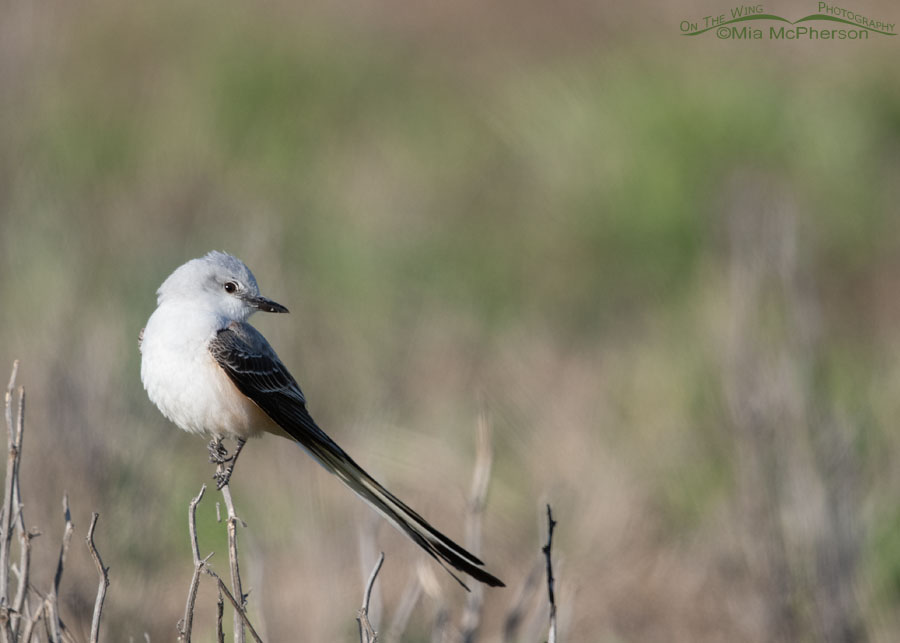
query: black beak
248 295 289 313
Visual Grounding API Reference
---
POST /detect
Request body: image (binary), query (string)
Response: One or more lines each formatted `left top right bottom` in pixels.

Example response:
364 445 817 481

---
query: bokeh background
2 0 900 640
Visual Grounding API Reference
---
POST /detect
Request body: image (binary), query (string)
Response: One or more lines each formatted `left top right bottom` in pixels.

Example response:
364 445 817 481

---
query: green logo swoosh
682 13 896 36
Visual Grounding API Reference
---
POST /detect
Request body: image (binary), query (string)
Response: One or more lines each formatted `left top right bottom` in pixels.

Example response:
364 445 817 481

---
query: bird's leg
208 437 230 465
213 438 246 490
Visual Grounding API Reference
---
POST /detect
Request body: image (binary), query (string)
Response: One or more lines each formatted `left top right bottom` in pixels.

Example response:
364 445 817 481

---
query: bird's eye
224 281 238 294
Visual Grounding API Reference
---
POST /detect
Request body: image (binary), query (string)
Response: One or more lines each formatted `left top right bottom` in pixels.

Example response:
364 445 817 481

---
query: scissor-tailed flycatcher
140 251 503 588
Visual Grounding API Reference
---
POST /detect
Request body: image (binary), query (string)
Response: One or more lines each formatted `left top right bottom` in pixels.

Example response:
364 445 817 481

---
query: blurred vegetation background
2 0 900 640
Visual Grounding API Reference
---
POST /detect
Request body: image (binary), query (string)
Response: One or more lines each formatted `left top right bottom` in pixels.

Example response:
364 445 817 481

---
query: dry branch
0 362 108 642
86 513 109 643
47 495 74 643
203 569 263 643
219 481 245 643
180 476 264 643
542 504 557 643
216 587 225 643
11 474 36 640
19 600 43 643
179 484 209 642
0 361 21 640
357 552 384 643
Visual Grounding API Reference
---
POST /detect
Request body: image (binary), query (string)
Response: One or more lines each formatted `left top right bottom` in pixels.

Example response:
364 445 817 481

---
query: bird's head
157 251 289 322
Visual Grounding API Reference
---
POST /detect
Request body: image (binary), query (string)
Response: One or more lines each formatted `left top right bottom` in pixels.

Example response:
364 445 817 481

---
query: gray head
157 251 288 321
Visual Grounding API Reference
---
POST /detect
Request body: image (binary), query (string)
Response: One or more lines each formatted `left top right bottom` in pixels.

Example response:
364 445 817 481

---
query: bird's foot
208 438 231 465
210 438 246 490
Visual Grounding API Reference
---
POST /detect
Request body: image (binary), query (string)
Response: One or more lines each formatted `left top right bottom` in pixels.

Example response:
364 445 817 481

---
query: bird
139 250 504 589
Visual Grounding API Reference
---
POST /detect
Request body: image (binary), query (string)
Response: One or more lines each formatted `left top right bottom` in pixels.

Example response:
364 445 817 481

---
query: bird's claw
208 438 231 465
208 437 245 490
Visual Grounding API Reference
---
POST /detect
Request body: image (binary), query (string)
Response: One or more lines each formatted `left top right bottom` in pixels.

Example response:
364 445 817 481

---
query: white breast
140 304 278 440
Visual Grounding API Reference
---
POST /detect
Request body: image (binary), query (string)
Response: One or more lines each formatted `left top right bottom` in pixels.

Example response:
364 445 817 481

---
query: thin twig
11 387 32 640
216 586 225 643
86 513 109 643
188 487 206 567
41 598 53 641
0 361 20 638
203 568 263 643
357 552 384 643
219 480 245 643
179 485 209 642
47 495 74 643
11 526 34 639
20 584 73 642
19 598 44 643
542 505 558 643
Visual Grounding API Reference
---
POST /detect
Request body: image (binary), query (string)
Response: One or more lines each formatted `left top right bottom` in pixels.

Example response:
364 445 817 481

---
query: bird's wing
208 322 505 589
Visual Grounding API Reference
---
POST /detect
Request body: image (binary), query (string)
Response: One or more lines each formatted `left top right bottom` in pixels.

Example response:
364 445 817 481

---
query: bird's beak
247 295 289 314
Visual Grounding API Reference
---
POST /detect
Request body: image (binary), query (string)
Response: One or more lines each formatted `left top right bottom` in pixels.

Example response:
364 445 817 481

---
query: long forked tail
297 430 505 589
206 324 505 588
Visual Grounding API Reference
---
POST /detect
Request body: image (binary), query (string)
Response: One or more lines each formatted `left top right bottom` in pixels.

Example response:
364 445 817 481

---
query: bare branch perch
219 481 245 643
357 552 384 643
47 495 74 643
180 479 264 642
86 513 109 643
542 504 558 643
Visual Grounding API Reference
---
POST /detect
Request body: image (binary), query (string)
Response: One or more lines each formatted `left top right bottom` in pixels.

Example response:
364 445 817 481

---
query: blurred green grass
2 0 900 640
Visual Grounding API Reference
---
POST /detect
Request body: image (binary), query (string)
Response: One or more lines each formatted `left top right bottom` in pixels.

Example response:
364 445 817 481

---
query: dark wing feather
209 323 505 589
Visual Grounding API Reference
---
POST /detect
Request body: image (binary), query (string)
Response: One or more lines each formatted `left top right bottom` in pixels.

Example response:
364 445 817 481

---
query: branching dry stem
181 470 263 643
0 363 107 642
179 484 209 642
204 568 263 643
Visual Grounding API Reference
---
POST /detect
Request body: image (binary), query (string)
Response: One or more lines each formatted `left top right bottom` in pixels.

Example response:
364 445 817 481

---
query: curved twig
86 513 109 643
357 552 384 643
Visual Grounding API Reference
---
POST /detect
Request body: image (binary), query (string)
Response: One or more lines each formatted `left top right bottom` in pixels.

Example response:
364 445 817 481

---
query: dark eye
224 281 238 294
